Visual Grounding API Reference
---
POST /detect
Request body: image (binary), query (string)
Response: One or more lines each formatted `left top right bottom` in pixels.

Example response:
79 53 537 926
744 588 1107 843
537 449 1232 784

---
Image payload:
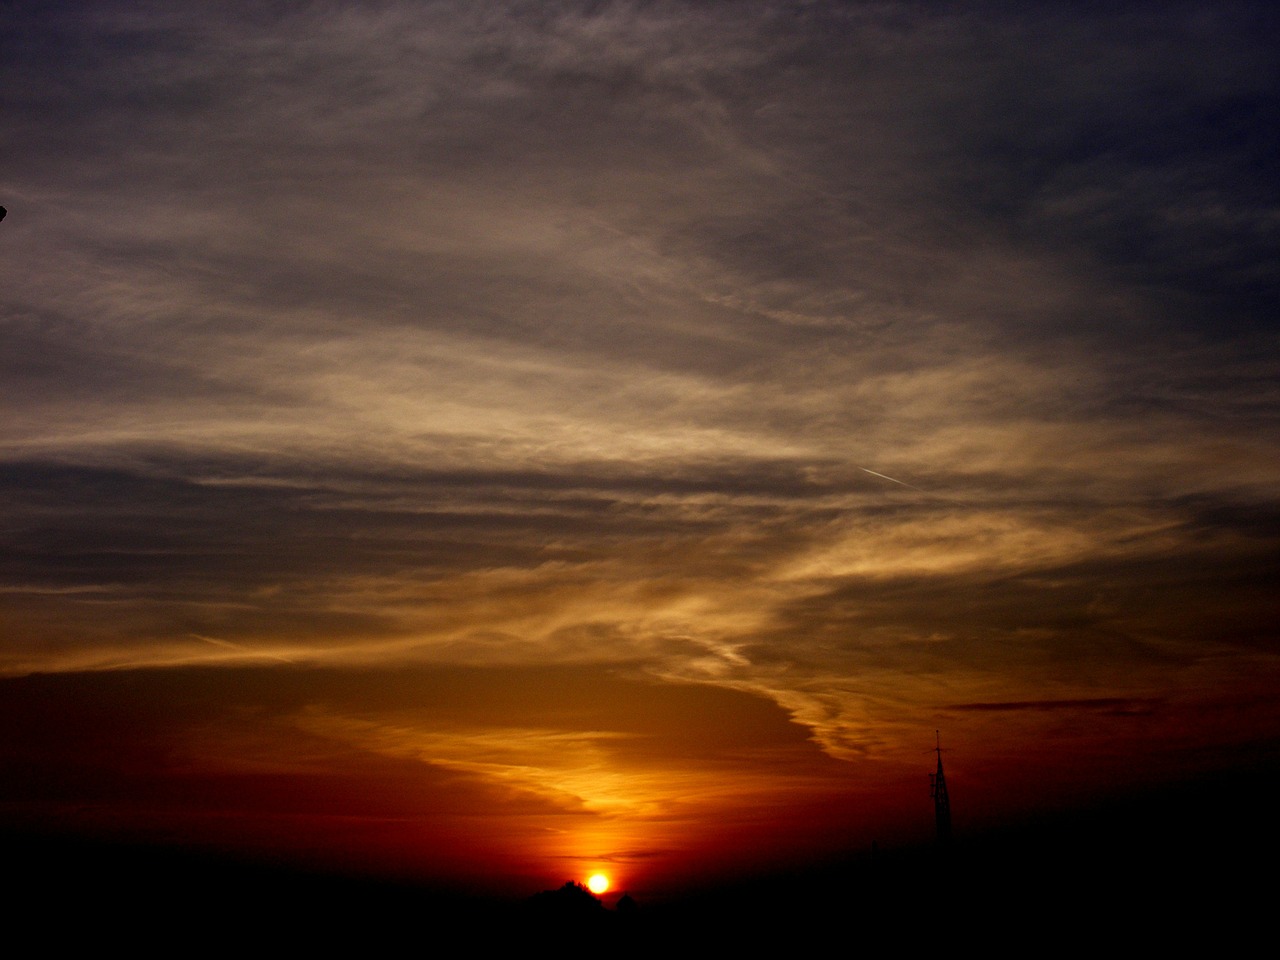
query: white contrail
859 467 965 505
190 633 295 663
859 467 927 492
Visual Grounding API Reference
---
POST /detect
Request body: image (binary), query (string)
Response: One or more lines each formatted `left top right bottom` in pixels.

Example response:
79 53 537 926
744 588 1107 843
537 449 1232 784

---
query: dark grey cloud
947 698 1158 714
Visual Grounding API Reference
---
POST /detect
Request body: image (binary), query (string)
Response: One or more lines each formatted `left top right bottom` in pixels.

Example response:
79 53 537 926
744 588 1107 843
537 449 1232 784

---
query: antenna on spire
929 730 952 847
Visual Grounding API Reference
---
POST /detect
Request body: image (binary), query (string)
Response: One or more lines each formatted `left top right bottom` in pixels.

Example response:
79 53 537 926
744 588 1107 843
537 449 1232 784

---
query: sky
2 0 1279 900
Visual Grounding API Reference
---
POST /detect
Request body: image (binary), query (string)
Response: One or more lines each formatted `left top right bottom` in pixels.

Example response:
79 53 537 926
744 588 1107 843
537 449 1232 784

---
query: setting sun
586 874 610 895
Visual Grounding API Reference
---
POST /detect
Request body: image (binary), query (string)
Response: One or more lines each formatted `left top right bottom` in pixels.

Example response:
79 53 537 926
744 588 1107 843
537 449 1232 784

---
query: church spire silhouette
930 731 951 846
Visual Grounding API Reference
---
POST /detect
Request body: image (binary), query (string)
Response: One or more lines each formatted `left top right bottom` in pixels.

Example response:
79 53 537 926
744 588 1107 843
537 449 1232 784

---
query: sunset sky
2 1 1278 900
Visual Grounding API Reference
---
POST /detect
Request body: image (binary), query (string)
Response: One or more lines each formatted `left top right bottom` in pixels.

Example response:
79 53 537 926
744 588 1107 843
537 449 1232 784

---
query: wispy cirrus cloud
1 1 1278 883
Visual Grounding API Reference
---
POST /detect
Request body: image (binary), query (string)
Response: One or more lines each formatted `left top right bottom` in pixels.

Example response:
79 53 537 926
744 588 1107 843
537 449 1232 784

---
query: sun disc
586 873 609 894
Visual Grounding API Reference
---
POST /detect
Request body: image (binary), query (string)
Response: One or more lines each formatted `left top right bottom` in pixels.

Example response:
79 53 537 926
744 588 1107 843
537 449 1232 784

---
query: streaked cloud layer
2 1 1278 892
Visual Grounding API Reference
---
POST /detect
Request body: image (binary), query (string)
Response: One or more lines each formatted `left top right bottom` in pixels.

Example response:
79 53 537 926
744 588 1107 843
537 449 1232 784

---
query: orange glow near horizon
0 655 1276 902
